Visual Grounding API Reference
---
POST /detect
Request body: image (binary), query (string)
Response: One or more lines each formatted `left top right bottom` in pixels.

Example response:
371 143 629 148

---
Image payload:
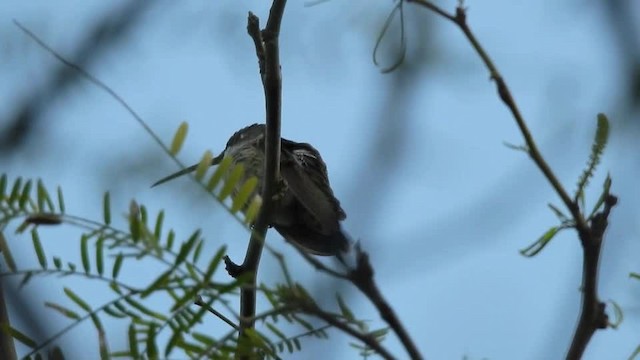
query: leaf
112 253 124 279
36 179 55 212
154 210 164 243
589 174 612 219
217 163 245 201
520 226 561 257
574 113 610 203
0 232 17 272
203 246 227 281
547 203 569 222
31 229 47 269
170 121 189 155
165 230 175 251
103 192 111 225
128 298 168 321
53 257 62 270
57 186 66 213
195 151 214 181
81 234 91 273
175 230 200 266
206 155 233 191
128 323 139 359
0 174 6 198
335 293 355 322
231 176 258 213
244 196 262 225
45 302 80 320
146 323 158 360
1 324 37 348
96 235 105 276
64 287 91 312
608 299 623 329
9 177 22 204
19 179 32 209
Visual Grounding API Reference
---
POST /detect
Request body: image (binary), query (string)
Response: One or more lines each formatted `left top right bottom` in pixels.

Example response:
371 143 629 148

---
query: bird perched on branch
153 124 350 256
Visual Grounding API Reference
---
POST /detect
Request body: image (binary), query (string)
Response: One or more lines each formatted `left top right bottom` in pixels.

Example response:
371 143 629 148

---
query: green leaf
608 299 623 329
335 293 355 321
146 323 158 360
1 323 37 348
0 174 6 198
96 235 105 276
170 121 189 155
103 192 111 225
36 179 55 212
547 203 569 222
589 174 612 219
124 297 169 321
128 323 139 359
57 186 66 213
153 210 164 243
266 322 286 341
195 151 213 181
630 272 640 280
0 231 17 272
31 229 47 269
175 230 200 266
520 226 562 257
53 256 62 270
206 155 233 191
244 196 262 225
141 271 172 298
9 176 22 203
218 163 244 201
231 176 258 213
19 179 32 209
191 239 203 264
165 230 175 251
575 113 610 203
203 246 227 281
112 253 124 279
64 287 92 312
45 301 80 320
81 234 91 273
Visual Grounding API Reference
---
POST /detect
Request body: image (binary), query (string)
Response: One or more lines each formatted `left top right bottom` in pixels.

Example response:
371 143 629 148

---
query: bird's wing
280 140 346 233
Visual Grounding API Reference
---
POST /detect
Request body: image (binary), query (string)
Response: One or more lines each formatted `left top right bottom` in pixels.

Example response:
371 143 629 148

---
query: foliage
0 123 382 359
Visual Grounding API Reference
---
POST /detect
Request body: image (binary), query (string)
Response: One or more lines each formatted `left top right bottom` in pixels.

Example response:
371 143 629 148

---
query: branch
406 1 616 358
224 1 287 356
348 247 422 360
566 195 616 359
292 294 397 360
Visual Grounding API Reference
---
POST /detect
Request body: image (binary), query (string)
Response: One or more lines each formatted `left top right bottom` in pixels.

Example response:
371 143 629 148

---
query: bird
152 124 350 256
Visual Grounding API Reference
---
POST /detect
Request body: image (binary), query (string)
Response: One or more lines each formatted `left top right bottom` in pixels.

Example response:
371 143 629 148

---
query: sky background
1 0 639 359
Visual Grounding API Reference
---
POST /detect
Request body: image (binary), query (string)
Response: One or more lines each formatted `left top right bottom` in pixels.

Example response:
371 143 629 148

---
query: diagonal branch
406 1 616 359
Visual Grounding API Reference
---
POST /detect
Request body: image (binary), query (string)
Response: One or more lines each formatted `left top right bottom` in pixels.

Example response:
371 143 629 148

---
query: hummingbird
152 124 350 256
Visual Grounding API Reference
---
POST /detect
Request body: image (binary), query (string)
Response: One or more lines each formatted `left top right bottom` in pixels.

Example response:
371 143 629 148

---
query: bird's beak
151 152 226 187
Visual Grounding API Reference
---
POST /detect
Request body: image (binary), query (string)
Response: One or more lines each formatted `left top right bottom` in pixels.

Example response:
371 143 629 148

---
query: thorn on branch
224 255 244 278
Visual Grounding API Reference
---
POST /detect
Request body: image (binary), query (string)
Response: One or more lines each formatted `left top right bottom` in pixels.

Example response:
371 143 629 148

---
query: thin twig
348 247 422 360
294 298 396 360
406 1 615 358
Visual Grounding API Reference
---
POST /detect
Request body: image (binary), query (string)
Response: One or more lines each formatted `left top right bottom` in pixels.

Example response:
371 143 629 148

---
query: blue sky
1 1 639 359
